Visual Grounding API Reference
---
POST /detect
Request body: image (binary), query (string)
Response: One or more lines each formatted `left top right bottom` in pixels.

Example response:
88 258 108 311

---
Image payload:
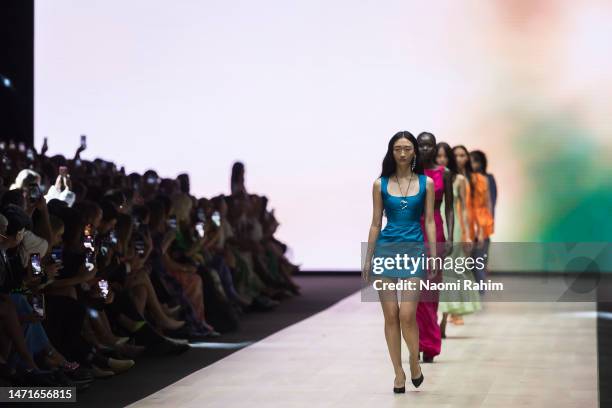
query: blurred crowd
0 138 301 389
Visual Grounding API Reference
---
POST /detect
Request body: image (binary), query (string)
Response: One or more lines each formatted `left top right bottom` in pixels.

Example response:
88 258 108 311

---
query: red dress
418 165 445 358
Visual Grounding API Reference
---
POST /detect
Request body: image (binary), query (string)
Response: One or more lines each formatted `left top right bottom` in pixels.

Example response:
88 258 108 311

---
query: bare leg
440 312 448 338
82 317 98 346
117 314 144 333
99 310 121 343
399 278 422 380
377 277 405 388
130 284 147 316
90 310 122 346
130 283 184 330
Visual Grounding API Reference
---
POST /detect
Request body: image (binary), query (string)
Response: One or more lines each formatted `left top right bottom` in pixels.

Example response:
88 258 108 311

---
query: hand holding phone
27 183 41 204
80 135 87 150
30 253 43 276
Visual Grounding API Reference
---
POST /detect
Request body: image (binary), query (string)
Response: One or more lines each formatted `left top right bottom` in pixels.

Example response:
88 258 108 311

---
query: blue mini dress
372 174 427 279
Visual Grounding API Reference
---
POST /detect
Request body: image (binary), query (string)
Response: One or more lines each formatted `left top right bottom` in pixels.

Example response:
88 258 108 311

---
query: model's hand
362 259 372 282
427 262 441 281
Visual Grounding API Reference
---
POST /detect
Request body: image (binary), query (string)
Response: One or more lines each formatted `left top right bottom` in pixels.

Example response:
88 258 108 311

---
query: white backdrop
35 0 521 270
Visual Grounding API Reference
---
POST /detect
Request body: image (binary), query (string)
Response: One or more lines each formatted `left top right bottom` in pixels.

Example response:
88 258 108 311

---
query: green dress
439 176 482 314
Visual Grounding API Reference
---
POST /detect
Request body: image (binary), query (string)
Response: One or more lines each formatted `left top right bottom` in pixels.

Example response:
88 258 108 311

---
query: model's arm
363 178 383 281
443 169 454 246
424 177 437 258
484 176 493 219
488 174 497 216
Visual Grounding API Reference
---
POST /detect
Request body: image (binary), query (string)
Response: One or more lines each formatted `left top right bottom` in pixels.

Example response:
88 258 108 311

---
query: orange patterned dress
464 173 494 240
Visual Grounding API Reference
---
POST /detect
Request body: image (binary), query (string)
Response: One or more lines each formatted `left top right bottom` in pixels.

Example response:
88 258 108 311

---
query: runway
129 290 598 408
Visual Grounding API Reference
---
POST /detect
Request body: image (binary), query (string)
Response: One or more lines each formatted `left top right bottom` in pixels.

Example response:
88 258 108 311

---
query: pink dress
418 165 445 358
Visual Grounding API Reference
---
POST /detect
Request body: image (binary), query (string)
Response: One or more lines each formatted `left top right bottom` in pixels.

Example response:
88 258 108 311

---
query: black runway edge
597 273 612 407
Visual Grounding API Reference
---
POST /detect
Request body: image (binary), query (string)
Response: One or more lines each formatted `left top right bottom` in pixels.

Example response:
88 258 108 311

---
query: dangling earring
411 157 416 171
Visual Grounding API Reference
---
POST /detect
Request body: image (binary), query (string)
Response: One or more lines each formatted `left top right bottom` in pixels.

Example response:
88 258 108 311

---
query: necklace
395 173 414 210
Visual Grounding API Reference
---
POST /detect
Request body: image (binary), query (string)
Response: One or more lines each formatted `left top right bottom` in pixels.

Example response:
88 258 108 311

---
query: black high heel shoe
393 374 406 393
411 365 424 388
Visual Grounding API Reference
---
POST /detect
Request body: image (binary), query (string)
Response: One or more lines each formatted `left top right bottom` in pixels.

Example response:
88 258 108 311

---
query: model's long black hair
380 131 424 178
452 144 475 197
436 142 458 179
470 150 488 174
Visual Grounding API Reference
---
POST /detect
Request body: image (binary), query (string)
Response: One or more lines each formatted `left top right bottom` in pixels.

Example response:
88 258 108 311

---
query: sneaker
91 365 114 379
106 358 135 374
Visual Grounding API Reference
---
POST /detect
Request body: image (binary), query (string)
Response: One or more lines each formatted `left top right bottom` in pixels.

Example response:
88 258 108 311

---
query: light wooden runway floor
129 292 598 408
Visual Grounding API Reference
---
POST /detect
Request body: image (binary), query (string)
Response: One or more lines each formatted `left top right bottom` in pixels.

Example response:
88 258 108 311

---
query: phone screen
84 249 95 271
196 208 205 222
98 279 109 299
212 211 221 227
168 216 177 229
51 247 63 265
83 224 94 250
80 135 87 149
30 295 45 318
30 253 42 276
134 239 145 257
196 222 205 238
109 229 118 244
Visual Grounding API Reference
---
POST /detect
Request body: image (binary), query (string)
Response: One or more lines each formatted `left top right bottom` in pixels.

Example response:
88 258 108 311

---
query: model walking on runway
363 131 436 393
436 142 481 335
453 146 494 290
415 132 454 363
